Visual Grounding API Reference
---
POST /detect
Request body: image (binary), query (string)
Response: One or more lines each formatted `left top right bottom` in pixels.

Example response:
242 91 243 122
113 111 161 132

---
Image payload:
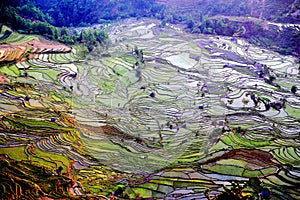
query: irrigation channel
0 18 299 199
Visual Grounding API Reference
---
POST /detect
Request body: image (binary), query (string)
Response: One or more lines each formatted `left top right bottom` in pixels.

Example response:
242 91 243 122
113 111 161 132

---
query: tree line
4 0 166 27
0 1 109 50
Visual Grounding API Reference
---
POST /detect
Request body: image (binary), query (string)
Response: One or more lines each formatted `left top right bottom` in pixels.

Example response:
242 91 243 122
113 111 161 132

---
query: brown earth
0 38 71 66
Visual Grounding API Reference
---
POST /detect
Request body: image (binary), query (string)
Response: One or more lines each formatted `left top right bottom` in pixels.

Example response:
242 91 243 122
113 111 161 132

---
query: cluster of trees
275 26 300 55
157 0 299 55
77 29 109 51
0 1 109 50
0 0 163 50
13 0 166 27
183 15 300 56
185 17 235 35
195 0 249 18
162 0 299 24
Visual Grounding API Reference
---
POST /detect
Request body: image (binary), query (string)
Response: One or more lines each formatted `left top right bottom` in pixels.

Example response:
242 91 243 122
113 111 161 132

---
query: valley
0 18 299 199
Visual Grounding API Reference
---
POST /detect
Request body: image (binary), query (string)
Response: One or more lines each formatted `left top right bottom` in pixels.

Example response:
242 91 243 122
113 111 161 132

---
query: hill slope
157 0 300 23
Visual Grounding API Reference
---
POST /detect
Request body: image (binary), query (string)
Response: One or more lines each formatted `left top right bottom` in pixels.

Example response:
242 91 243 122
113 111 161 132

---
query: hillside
0 1 300 199
155 0 300 56
157 0 300 23
1 17 299 199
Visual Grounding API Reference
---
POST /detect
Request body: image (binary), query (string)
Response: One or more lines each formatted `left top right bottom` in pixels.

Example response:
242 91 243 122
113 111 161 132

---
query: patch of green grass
1 25 12 33
260 167 277 176
202 164 245 176
102 57 115 68
120 55 137 64
221 132 270 148
131 187 153 198
33 149 70 170
242 169 263 177
0 146 70 170
261 97 270 102
209 140 230 152
4 115 73 131
0 146 27 161
6 89 27 98
28 69 61 82
9 65 21 76
202 48 211 54
0 65 20 76
31 156 57 168
150 178 174 186
285 104 300 119
97 80 115 92
13 35 40 44
210 91 225 95
138 182 158 190
114 64 128 76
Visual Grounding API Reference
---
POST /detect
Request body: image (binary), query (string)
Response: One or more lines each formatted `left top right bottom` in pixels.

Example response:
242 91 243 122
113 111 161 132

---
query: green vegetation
0 0 166 27
1 0 299 56
291 85 297 94
285 104 300 119
0 156 100 199
0 1 299 199
184 16 300 56
0 2 109 50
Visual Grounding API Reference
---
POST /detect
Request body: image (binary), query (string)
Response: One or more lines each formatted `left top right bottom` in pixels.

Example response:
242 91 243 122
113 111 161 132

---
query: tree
79 29 87 42
95 30 108 44
242 98 249 107
269 75 276 84
134 46 139 57
205 18 213 28
192 27 201 33
60 26 68 37
87 30 96 44
187 19 195 29
215 19 225 35
31 21 49 35
53 27 59 39
160 19 167 27
291 85 297 94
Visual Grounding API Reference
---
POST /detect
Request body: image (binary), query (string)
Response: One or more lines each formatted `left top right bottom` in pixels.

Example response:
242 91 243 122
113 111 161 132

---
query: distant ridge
156 0 300 23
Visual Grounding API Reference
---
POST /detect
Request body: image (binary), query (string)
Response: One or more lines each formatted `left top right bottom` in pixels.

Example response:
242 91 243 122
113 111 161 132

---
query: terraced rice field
0 18 299 199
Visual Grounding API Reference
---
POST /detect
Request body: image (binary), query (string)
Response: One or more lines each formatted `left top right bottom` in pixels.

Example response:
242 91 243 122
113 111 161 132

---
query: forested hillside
157 0 300 23
34 0 165 27
156 0 300 56
1 0 165 27
0 0 113 51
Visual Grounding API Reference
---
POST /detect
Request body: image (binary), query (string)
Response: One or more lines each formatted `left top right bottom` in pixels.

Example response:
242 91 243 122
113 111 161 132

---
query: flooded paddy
0 19 299 199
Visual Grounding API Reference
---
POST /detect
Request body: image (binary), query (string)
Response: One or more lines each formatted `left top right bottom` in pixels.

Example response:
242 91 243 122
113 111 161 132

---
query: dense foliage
159 0 300 24
159 0 300 56
4 0 165 27
183 16 300 56
216 0 297 22
0 1 109 50
35 0 165 27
